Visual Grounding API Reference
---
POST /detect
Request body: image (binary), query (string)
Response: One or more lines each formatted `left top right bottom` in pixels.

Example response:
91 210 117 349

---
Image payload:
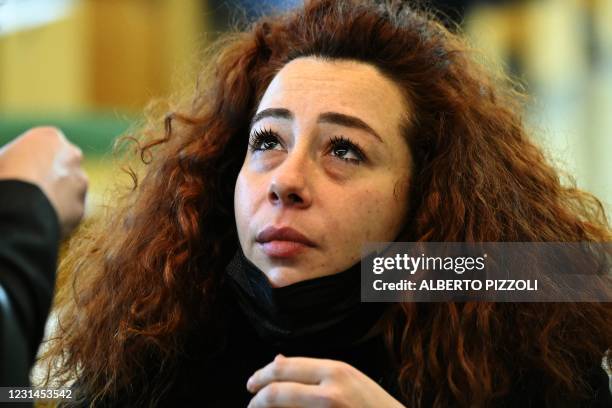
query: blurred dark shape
207 0 300 33
427 0 521 25
206 0 522 31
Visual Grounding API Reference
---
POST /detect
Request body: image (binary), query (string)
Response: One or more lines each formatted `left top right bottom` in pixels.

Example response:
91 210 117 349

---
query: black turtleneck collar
224 247 389 352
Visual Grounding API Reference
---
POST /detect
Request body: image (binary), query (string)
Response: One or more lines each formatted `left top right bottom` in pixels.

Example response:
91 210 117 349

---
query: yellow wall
0 4 88 112
0 0 206 114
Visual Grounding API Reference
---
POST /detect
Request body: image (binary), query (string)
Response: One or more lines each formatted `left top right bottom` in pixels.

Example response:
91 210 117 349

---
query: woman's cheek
236 174 259 213
234 175 257 235
357 186 403 239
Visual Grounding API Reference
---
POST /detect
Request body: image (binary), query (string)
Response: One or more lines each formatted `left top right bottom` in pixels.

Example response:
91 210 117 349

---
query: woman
41 0 612 407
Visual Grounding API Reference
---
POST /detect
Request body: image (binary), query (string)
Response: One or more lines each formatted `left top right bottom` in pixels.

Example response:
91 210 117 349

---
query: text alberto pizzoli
371 254 538 292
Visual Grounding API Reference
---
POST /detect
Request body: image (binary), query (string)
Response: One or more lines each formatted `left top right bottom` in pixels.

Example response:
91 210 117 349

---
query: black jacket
0 180 59 395
68 277 612 407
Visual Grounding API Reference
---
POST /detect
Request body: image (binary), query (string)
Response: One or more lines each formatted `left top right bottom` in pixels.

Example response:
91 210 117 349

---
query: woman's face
234 57 413 287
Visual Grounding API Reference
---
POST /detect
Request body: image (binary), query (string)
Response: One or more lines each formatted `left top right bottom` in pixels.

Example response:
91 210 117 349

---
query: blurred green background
1 0 611 216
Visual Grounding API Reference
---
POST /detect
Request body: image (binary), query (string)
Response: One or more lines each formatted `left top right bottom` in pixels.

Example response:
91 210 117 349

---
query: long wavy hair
41 1 612 407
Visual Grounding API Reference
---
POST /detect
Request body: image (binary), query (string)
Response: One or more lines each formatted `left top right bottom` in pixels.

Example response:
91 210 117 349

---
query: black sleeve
0 180 60 387
585 360 612 407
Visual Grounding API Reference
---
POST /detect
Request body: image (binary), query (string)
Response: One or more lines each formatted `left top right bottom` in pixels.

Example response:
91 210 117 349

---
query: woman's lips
255 226 316 258
258 240 311 258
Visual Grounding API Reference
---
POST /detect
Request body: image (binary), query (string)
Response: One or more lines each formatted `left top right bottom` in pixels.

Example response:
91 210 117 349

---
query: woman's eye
329 136 366 165
248 129 283 152
248 130 366 165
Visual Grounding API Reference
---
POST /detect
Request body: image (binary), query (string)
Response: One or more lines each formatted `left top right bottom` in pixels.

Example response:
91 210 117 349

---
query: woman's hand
246 354 405 408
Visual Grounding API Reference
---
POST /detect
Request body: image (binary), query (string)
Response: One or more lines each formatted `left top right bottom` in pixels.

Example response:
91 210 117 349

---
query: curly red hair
41 1 612 407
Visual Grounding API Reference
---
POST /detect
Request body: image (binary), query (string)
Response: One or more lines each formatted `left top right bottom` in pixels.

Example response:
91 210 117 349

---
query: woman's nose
267 150 312 208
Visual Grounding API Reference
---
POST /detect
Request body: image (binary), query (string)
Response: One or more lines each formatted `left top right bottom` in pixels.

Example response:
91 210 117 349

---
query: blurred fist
0 127 89 239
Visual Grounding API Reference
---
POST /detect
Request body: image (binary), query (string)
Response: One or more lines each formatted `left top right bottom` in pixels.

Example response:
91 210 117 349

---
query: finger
72 145 84 163
30 126 66 144
64 142 84 166
76 168 89 194
75 170 89 216
49 126 67 140
247 382 324 408
248 355 338 393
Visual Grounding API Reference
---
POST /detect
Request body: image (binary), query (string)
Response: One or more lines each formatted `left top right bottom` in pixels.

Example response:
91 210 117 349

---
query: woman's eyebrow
317 112 383 143
250 108 383 144
250 108 293 128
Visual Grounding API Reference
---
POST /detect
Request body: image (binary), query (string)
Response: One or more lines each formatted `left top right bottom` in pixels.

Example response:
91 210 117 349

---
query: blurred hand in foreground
0 126 89 239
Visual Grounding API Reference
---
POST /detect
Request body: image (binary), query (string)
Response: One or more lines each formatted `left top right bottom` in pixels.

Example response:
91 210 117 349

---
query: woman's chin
264 266 322 288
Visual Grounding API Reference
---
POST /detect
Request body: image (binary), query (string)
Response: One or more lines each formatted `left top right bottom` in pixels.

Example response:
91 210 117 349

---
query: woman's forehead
256 57 410 137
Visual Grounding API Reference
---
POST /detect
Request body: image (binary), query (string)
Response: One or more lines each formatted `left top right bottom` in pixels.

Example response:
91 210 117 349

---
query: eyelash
247 128 366 165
